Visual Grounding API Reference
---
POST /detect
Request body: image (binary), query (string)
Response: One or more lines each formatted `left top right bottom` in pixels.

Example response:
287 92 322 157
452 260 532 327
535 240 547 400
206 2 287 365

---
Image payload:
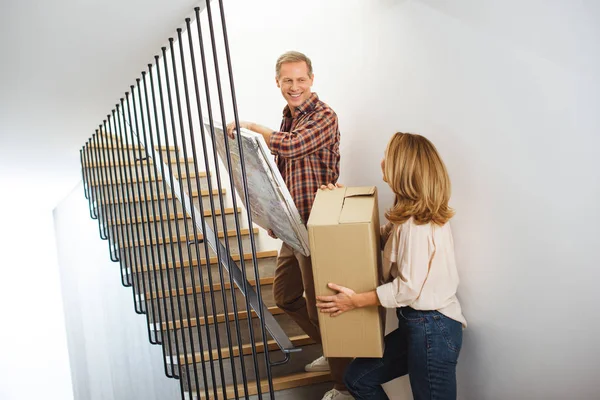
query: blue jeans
344 307 463 400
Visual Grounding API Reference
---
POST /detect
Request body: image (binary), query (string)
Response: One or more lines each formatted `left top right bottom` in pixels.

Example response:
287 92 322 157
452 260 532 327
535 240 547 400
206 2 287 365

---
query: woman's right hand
316 283 358 317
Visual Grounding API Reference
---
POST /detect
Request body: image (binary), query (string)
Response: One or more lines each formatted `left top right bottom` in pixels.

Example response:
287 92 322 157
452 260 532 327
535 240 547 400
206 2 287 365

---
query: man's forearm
247 123 274 147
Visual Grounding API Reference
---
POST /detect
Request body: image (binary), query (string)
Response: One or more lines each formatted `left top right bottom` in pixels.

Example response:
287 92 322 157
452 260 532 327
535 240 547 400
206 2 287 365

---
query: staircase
76 3 341 397
81 130 332 399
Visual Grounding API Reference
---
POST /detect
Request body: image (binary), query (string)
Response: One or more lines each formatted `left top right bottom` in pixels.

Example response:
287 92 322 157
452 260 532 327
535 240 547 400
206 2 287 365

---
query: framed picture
206 121 310 256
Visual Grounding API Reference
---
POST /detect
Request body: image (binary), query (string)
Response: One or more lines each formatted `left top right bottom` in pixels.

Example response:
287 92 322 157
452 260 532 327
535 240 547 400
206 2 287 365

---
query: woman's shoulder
399 218 453 239
399 217 436 231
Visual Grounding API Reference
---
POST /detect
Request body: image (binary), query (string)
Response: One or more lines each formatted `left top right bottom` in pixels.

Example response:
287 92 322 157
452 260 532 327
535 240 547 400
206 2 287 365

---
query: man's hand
225 121 275 149
267 229 278 239
226 121 254 139
319 183 344 191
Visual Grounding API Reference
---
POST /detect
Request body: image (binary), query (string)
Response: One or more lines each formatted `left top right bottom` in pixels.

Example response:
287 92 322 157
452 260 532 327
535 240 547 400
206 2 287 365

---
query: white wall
53 183 181 400
210 0 600 398
0 172 76 400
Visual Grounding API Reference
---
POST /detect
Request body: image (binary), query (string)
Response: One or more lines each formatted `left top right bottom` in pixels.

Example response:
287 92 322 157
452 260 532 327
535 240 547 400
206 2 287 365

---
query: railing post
161 41 202 397
92 131 111 241
81 145 98 219
170 30 217 398
132 78 178 378
99 121 121 262
117 97 159 343
146 63 189 387
181 19 226 398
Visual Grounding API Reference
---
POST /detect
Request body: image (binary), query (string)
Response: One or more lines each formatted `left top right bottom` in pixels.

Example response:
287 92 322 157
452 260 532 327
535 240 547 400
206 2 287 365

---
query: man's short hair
276 51 313 78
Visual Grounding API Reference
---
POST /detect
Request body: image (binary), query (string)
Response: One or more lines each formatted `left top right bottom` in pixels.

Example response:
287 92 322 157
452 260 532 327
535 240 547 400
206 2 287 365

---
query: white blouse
376 218 467 327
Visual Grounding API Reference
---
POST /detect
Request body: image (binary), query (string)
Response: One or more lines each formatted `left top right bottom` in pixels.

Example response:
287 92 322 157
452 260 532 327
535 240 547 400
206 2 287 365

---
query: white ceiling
0 0 201 197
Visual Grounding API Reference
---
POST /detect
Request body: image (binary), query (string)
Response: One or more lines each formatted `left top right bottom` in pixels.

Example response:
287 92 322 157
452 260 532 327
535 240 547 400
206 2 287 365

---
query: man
226 51 352 400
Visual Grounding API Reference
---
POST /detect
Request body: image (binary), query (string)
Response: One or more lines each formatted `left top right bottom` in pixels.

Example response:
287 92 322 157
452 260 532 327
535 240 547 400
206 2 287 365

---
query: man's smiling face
276 61 314 113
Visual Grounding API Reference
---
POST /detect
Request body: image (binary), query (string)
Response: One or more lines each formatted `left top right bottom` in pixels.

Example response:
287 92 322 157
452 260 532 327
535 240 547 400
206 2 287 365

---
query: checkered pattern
269 93 341 224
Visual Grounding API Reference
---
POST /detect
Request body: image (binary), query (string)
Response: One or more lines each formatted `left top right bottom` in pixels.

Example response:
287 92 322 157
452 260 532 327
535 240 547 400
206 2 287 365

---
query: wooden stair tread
137 249 278 272
84 157 195 168
90 170 207 187
162 305 283 330
148 275 273 299
189 371 331 399
177 334 314 364
113 207 240 226
105 188 224 205
130 227 259 249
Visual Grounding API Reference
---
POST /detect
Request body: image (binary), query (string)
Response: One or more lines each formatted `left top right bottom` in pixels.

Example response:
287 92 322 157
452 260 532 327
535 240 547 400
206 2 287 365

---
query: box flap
307 187 346 227
344 186 376 198
339 187 377 224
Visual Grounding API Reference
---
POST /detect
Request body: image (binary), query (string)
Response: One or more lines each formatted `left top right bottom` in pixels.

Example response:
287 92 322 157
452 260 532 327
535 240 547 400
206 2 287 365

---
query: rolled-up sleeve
376 224 435 308
270 109 337 160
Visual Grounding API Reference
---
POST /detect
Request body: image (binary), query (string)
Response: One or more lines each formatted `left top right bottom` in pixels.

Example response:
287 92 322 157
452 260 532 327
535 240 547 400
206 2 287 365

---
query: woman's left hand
316 283 357 317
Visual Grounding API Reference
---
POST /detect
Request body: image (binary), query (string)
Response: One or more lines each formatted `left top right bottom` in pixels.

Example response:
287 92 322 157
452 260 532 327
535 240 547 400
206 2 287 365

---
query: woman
316 132 467 400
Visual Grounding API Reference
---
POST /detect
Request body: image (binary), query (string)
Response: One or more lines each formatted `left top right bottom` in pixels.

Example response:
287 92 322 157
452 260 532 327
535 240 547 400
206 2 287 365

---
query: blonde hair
275 51 313 78
383 132 454 226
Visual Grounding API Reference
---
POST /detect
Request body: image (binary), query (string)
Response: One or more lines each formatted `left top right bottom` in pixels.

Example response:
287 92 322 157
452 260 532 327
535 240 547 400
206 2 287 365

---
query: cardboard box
308 186 384 358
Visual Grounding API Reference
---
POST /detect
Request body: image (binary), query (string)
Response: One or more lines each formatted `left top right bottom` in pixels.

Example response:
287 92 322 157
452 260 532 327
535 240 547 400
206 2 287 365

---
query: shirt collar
282 92 319 118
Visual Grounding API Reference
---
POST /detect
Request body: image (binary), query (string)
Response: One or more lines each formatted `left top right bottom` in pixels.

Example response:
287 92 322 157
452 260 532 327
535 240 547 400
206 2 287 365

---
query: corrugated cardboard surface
308 187 384 358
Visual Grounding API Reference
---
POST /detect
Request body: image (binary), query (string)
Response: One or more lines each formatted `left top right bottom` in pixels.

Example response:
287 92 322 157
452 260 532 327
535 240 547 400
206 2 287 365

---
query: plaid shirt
269 93 340 224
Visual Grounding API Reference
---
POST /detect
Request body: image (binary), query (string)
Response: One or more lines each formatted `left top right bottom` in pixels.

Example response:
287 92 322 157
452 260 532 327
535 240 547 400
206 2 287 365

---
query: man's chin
287 97 304 107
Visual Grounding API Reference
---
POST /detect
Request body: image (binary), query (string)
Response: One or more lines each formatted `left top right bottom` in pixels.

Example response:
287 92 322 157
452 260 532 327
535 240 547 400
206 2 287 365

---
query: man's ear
275 76 280 88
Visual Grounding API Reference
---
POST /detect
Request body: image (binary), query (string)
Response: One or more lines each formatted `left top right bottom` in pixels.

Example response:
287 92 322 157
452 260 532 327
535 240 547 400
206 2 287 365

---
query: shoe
322 388 354 400
305 355 330 372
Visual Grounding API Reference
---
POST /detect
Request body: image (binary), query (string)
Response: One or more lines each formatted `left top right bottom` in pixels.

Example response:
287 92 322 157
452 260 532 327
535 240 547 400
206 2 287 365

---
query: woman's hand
316 283 357 317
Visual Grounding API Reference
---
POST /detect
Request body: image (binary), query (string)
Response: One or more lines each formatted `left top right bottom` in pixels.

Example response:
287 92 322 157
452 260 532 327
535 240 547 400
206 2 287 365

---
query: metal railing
79 1 298 398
